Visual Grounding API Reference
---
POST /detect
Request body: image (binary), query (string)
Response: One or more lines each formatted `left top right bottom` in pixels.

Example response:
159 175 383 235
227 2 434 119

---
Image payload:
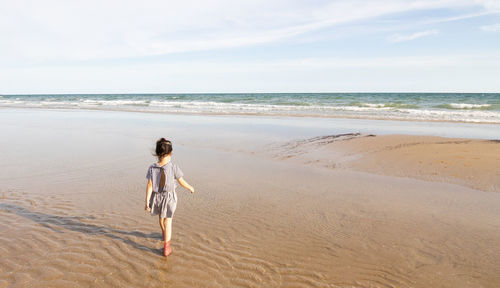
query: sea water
1 93 499 123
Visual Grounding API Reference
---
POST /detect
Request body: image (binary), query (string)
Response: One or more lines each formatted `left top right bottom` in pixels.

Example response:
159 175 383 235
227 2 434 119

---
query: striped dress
146 162 184 218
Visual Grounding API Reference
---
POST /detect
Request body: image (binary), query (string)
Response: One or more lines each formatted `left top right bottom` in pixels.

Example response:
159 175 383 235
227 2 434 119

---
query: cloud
388 29 439 42
474 0 500 11
481 23 500 31
0 0 492 64
420 11 498 25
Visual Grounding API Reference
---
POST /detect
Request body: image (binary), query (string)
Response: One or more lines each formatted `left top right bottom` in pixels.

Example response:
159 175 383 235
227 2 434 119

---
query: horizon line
2 91 499 96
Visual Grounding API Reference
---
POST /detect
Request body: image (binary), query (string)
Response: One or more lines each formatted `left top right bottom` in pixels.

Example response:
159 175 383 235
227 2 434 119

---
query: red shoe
163 241 172 257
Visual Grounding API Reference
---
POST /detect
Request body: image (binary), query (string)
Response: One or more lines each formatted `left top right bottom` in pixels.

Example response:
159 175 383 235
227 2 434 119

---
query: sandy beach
1 108 499 288
270 133 500 192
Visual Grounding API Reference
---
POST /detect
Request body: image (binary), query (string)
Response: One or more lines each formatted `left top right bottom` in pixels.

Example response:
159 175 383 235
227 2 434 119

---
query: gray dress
146 162 184 218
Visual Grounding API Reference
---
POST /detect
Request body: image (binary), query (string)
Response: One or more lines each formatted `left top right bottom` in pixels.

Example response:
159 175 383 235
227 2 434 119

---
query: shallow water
1 109 499 287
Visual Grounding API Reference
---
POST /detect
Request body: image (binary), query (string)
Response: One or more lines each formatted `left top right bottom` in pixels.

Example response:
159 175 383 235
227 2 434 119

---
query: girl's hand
145 204 151 212
178 178 194 194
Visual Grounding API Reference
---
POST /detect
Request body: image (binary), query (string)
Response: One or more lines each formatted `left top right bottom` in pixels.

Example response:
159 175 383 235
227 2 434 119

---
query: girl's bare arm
145 179 153 211
177 177 195 194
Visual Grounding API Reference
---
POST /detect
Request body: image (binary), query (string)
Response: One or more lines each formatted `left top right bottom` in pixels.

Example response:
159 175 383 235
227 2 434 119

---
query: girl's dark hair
155 138 172 159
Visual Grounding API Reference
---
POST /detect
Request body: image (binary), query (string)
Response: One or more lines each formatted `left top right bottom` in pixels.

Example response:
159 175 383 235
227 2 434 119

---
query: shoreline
1 105 499 125
2 107 499 142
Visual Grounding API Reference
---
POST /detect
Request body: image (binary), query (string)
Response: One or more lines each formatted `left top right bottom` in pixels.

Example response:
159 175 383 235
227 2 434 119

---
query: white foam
0 99 24 105
359 103 389 108
40 101 78 106
449 103 491 109
81 99 148 106
1 98 499 123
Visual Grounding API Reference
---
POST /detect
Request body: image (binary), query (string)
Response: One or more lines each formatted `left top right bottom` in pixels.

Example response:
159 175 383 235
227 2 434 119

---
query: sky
1 0 500 94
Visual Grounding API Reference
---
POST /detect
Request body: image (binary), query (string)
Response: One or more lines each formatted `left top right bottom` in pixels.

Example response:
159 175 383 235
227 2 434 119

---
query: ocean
1 93 499 123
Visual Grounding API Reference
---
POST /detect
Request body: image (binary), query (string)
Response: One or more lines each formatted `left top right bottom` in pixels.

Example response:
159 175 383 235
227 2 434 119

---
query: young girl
145 138 194 256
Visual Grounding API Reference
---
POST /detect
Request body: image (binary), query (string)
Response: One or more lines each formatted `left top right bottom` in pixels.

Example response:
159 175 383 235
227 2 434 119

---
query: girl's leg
163 218 173 256
159 216 166 241
164 218 172 242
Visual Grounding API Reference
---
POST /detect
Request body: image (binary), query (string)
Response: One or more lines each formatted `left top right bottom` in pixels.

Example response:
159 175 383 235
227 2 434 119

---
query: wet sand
270 133 500 192
0 109 499 288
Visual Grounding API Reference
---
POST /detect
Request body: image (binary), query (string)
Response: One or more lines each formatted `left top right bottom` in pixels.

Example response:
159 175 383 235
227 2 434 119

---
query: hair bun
155 138 173 159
